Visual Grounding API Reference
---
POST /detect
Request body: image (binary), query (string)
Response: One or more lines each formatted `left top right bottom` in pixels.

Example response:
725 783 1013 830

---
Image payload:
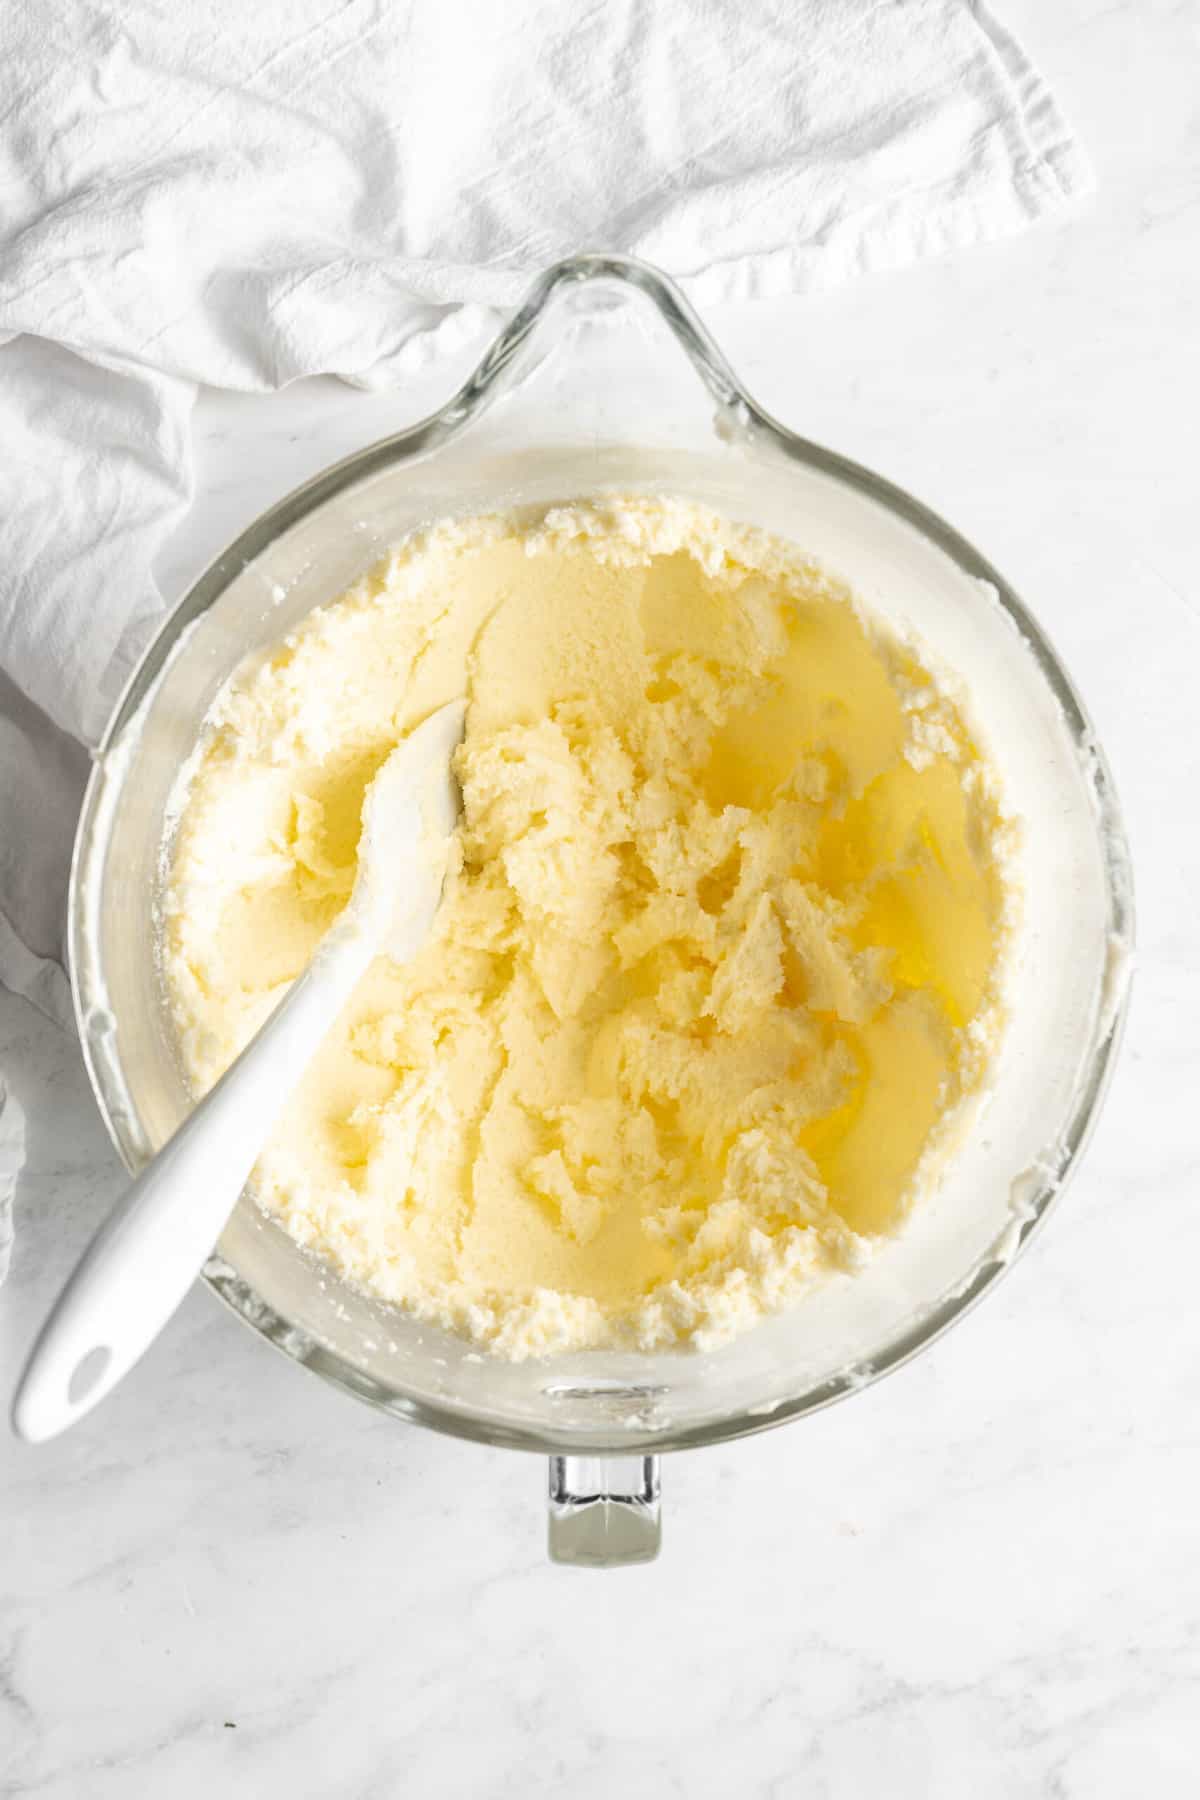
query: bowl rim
69 253 1136 1456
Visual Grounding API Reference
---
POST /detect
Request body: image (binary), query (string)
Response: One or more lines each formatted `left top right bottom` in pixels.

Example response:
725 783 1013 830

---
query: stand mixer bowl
69 256 1133 1564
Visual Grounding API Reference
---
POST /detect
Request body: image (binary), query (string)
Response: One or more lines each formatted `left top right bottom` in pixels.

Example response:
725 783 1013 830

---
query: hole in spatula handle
68 1345 112 1406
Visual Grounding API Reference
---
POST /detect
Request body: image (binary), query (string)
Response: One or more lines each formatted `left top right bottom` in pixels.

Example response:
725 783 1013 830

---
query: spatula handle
11 928 374 1442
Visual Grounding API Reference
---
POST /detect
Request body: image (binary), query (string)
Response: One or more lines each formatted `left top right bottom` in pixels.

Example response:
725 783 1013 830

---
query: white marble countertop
3 3 1200 1794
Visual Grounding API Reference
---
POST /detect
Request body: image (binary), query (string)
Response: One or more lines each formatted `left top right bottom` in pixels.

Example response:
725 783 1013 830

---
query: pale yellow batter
163 497 1014 1356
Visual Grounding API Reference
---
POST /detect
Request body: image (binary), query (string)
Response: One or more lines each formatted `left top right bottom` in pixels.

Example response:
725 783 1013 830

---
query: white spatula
12 699 466 1443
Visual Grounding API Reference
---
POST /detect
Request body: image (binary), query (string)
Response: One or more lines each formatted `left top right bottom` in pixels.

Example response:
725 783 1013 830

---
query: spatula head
351 698 467 960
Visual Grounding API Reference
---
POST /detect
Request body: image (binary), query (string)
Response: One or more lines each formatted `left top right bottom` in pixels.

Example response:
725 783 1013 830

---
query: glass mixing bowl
70 256 1133 1564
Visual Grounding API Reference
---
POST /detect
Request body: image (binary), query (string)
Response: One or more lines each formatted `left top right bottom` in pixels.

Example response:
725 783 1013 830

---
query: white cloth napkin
0 0 1089 1033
